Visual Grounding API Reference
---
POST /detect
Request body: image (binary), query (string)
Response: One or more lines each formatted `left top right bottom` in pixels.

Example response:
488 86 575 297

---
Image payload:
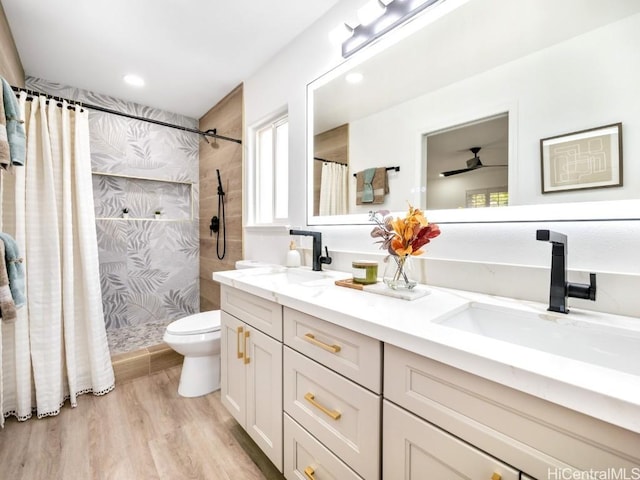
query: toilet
163 310 221 397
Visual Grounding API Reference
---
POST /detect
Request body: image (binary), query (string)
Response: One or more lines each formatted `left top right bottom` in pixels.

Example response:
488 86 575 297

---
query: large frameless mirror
307 0 640 225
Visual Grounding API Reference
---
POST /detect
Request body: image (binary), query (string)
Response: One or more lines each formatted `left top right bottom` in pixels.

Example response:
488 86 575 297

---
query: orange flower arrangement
370 205 441 289
370 204 440 257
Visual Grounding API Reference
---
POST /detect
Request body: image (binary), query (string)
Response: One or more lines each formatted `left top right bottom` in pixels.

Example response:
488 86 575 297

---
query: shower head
204 129 220 149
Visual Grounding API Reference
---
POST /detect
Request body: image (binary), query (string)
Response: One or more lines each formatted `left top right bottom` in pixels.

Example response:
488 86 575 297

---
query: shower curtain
0 93 114 426
319 162 348 216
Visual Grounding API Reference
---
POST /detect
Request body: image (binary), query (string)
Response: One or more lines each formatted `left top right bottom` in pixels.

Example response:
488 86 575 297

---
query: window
466 187 508 208
253 115 289 224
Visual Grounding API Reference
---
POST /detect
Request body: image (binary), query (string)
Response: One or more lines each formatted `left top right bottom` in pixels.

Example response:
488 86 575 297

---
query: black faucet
289 229 332 271
536 229 596 313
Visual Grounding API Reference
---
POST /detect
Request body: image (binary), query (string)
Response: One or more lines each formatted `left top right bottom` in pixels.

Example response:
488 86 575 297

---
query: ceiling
2 0 340 119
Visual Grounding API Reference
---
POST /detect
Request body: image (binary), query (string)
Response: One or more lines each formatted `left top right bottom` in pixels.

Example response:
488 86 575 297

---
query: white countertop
213 266 640 434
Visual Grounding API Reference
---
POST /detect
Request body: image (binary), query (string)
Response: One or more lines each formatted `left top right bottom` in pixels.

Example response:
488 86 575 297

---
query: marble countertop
213 266 640 434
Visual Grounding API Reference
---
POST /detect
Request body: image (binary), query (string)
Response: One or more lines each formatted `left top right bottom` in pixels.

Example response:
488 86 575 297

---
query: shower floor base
111 343 183 384
107 320 172 356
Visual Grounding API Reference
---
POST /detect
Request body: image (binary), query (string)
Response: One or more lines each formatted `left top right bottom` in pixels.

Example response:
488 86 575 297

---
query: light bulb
328 23 354 45
357 0 386 26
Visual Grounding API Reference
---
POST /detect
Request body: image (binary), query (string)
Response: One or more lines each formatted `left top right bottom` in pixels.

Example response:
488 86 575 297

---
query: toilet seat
166 311 221 336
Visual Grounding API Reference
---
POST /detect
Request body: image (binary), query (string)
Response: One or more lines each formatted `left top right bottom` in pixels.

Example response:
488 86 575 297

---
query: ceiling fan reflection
440 147 507 177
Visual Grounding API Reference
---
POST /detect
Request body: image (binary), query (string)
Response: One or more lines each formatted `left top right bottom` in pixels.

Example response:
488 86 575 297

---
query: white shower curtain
319 162 348 216
0 93 114 426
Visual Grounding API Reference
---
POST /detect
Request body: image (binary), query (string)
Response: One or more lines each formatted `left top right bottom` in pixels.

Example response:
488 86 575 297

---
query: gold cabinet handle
236 326 243 359
491 473 502 480
304 392 341 420
303 466 315 480
304 333 341 353
243 330 250 365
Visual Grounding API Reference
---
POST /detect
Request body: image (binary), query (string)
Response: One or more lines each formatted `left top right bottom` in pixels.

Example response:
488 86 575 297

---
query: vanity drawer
383 400 519 480
284 347 380 480
284 307 381 392
220 285 283 340
284 414 363 480
384 344 640 478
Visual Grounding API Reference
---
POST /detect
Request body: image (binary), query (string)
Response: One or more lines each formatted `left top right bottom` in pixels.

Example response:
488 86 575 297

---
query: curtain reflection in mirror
319 162 348 215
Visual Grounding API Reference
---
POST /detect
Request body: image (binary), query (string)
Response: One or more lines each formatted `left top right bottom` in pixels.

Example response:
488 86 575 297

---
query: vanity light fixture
123 74 145 87
341 0 443 58
328 22 355 46
357 0 387 26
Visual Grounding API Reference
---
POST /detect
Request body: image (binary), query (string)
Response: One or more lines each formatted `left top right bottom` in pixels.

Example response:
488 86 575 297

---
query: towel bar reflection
352 166 400 177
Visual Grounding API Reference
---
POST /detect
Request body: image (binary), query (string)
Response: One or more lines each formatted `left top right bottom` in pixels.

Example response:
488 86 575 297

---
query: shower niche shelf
92 171 194 222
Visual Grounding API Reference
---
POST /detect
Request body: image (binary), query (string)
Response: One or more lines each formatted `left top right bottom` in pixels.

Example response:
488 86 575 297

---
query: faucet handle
320 246 332 265
588 273 596 301
567 273 596 301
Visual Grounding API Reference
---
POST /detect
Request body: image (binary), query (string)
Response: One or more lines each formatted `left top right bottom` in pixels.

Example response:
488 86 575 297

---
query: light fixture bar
342 0 443 58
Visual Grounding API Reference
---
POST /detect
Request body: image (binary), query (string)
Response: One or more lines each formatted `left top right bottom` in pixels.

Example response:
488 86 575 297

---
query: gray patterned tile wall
26 77 200 349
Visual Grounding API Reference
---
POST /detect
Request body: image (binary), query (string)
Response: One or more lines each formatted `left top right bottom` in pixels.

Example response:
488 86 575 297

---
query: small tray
335 278 430 301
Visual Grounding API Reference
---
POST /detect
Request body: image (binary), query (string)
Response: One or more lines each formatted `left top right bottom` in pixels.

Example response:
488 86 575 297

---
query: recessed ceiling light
346 72 364 84
123 74 145 87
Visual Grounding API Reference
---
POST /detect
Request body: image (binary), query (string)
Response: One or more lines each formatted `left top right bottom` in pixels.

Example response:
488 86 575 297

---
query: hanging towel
0 240 17 322
362 168 376 203
356 167 389 205
1 78 26 168
0 232 26 308
0 79 9 168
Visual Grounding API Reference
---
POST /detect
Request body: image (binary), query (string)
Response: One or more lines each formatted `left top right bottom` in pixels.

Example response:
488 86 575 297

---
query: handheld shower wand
210 169 226 259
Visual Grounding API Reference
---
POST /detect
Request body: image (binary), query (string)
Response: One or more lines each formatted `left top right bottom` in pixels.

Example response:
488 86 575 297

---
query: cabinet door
246 325 283 472
383 400 519 480
284 414 363 480
221 311 246 426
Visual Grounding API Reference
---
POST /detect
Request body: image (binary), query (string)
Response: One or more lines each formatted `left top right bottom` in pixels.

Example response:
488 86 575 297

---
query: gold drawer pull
303 466 315 480
243 330 250 365
491 473 502 480
304 392 341 420
304 333 341 353
236 326 243 359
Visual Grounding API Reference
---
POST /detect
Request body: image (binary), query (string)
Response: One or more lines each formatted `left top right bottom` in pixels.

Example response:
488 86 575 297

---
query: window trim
247 111 289 226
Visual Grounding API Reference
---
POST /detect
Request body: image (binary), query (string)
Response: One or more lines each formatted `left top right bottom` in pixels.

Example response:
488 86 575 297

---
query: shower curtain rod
10 85 242 145
314 157 347 166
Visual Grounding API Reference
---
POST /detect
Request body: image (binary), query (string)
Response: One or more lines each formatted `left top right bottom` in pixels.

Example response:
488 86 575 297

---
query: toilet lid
166 310 221 335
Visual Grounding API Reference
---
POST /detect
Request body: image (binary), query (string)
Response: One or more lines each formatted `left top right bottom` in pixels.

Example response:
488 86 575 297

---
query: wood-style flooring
0 366 285 480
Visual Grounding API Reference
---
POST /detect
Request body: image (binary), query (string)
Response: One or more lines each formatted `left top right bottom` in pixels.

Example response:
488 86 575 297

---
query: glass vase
383 255 417 290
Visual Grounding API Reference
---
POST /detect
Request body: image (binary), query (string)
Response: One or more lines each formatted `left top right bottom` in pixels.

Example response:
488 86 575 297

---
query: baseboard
111 343 183 384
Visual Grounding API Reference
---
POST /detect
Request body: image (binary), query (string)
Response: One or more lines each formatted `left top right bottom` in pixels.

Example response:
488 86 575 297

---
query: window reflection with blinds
466 188 509 208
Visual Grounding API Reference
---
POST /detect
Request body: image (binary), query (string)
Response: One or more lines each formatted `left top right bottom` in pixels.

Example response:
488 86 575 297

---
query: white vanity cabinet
215 278 640 480
220 286 283 472
283 308 382 480
384 344 640 479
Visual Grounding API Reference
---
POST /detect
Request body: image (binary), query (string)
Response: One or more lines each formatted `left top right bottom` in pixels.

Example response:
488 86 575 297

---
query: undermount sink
249 267 348 288
435 302 640 376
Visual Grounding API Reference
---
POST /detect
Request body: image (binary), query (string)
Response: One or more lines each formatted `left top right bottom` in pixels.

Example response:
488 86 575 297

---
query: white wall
242 0 640 317
348 14 640 211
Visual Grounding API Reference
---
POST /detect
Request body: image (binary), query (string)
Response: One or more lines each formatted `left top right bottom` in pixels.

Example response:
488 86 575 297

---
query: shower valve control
210 216 219 235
